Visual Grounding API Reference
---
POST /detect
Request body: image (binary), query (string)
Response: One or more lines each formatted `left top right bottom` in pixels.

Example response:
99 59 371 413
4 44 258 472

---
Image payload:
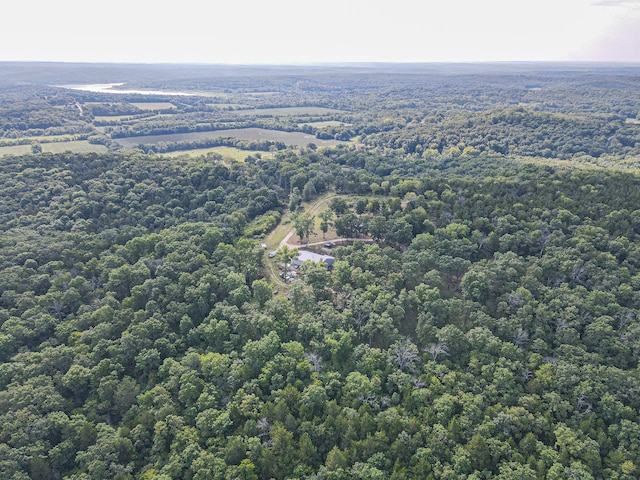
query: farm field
0 145 33 156
129 102 176 110
41 140 108 154
112 127 348 148
0 140 107 156
233 106 344 116
94 113 176 122
0 134 83 146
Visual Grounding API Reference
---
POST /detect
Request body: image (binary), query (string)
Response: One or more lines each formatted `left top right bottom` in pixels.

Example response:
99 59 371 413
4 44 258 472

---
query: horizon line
3 59 640 67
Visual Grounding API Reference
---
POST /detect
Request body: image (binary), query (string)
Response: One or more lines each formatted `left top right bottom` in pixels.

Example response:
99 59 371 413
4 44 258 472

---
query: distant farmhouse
292 250 335 268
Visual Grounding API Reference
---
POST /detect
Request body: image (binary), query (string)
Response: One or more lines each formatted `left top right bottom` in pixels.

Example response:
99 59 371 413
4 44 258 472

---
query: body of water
56 83 194 96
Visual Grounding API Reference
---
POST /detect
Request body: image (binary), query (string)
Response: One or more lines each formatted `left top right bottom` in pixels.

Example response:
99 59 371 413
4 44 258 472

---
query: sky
2 0 640 64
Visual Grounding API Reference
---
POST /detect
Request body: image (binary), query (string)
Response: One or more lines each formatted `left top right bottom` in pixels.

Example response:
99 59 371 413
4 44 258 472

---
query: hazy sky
3 0 640 64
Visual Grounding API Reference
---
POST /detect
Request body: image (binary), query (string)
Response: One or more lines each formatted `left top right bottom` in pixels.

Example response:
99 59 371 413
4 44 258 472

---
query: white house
292 250 335 268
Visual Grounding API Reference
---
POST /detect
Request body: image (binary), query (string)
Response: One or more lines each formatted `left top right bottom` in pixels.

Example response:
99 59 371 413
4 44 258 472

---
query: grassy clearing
264 218 293 251
183 91 224 98
130 102 176 111
113 128 348 149
0 134 81 146
43 141 108 154
262 193 355 292
93 115 140 122
297 121 350 128
0 145 31 156
159 146 274 161
263 193 338 251
0 141 107 156
234 107 344 116
94 113 176 124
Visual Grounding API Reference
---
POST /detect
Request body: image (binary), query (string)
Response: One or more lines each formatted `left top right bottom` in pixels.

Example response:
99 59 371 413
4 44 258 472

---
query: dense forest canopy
0 63 640 480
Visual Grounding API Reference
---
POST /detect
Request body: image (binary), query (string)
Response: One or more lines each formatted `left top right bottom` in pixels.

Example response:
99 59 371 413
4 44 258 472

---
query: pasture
42 141 108 154
130 102 176 111
113 128 347 149
94 113 176 124
0 141 108 156
0 134 81 146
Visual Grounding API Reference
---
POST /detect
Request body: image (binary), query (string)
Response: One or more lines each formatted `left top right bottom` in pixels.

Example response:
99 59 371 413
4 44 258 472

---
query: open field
0 141 107 156
297 120 350 128
94 113 176 123
0 145 32 156
207 103 249 109
137 114 176 121
130 102 176 110
0 134 83 146
234 106 344 116
179 91 222 98
263 193 338 251
113 128 348 148
93 115 141 122
159 146 274 161
262 193 337 290
43 141 108 154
